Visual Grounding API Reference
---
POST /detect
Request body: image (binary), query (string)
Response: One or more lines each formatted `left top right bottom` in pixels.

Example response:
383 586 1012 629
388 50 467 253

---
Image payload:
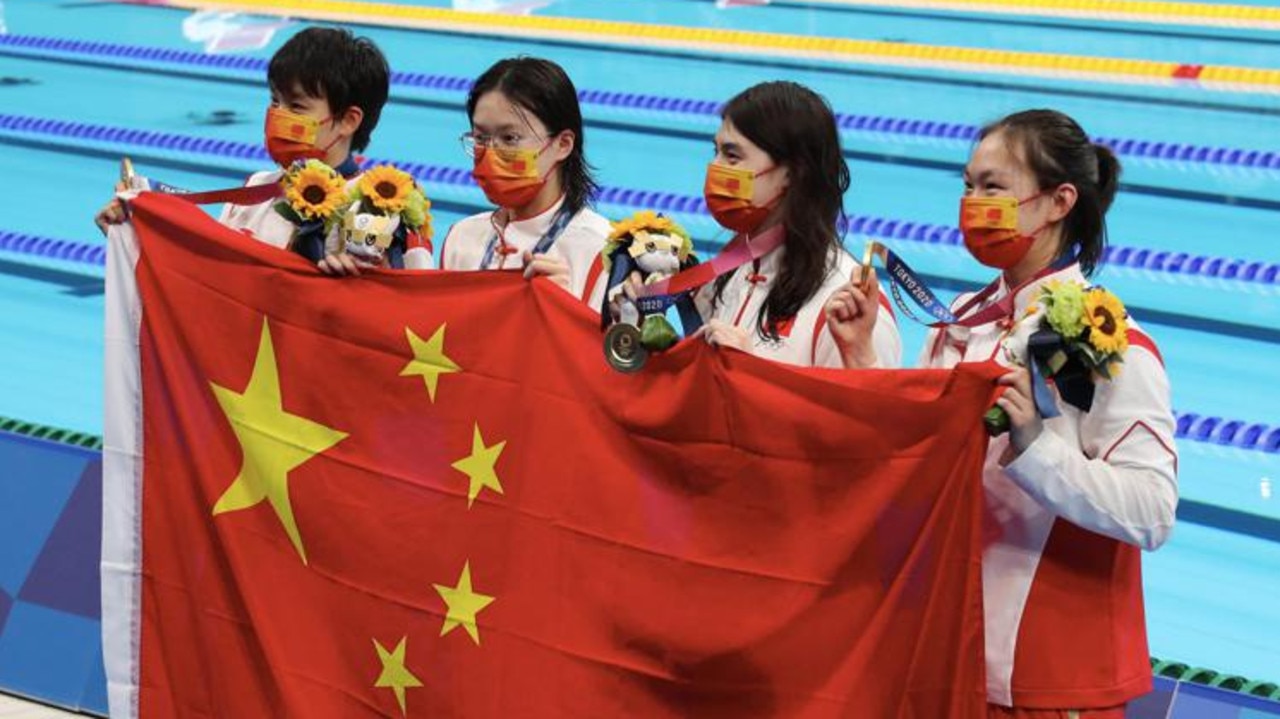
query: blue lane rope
0 230 107 265
1174 413 1280 453
2 33 1277 170
2 112 1277 286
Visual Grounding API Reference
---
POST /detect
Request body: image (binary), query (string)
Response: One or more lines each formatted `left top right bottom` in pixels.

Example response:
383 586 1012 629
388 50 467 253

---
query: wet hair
710 81 850 340
979 109 1121 277
466 57 598 214
268 27 390 152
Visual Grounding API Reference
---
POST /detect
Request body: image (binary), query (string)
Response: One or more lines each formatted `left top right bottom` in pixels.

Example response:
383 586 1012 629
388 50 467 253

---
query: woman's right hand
608 271 645 322
94 181 130 235
318 253 366 277
824 266 881 369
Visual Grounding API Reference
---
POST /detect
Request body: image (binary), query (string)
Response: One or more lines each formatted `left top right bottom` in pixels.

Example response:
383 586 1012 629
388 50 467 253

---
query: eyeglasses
459 131 545 159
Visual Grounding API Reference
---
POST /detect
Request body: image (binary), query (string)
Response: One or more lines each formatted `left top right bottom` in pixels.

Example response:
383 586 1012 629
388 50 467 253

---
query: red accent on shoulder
1102 420 1178 476
1125 328 1163 366
775 315 796 339
581 255 605 303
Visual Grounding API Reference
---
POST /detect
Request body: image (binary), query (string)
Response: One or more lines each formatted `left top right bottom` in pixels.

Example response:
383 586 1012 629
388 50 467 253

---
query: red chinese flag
102 193 995 718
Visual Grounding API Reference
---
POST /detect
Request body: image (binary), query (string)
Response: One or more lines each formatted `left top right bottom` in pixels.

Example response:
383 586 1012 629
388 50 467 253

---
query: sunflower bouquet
276 159 347 226
985 280 1130 435
335 164 432 265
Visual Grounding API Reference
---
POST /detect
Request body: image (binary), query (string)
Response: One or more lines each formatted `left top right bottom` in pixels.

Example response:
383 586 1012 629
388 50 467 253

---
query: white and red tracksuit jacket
439 196 611 307
921 262 1178 708
694 244 902 369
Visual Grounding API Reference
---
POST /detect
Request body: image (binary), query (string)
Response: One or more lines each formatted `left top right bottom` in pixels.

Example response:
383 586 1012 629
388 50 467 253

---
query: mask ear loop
1010 189 1053 242
535 135 568 188
314 115 347 156
750 165 787 232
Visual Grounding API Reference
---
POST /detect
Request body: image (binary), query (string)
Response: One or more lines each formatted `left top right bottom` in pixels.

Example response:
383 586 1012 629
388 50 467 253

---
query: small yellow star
451 424 506 509
373 636 424 717
210 318 348 565
433 561 495 645
400 324 460 403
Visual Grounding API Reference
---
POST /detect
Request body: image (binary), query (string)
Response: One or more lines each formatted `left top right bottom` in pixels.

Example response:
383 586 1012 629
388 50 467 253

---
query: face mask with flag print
703 162 781 234
472 142 553 209
958 193 1047 270
265 107 338 167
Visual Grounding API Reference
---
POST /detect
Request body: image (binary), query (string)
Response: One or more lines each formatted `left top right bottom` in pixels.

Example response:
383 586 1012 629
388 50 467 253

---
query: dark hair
710 81 850 340
268 27 390 152
466 57 598 214
979 109 1121 277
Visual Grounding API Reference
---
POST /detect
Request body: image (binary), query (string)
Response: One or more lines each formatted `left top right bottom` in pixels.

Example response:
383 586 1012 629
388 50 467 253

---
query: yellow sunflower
284 161 346 221
359 165 414 213
1083 288 1129 355
609 210 673 241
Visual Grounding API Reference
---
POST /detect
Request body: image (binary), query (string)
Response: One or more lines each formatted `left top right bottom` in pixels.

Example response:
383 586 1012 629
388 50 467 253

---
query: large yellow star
399 324 460 403
210 318 348 565
451 424 506 509
373 636 423 717
433 561 495 645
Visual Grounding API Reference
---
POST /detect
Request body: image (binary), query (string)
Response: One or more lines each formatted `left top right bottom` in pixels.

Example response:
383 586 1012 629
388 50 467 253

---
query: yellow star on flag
451 424 506 508
434 561 495 645
210 318 348 565
400 324 460 403
373 636 424 717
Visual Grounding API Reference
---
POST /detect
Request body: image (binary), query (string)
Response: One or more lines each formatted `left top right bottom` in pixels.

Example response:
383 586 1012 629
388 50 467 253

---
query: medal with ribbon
601 221 786 372
863 239 1079 434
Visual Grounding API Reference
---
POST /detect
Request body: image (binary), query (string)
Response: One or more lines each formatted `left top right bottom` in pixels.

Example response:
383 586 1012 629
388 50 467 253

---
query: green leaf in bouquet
402 191 427 229
1042 280 1087 337
273 201 302 226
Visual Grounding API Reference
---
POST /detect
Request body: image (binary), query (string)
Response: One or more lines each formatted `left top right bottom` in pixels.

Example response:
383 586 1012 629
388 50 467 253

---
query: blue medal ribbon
480 205 575 270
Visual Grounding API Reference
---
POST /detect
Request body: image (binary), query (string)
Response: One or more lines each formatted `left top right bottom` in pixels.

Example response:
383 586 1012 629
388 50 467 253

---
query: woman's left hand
523 250 572 292
996 367 1044 458
696 319 752 353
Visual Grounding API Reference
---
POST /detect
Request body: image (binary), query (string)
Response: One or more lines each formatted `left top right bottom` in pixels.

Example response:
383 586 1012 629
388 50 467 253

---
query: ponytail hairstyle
979 109 1121 277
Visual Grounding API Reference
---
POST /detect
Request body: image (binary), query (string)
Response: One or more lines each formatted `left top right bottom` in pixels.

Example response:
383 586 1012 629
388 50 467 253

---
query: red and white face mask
958 193 1048 270
265 107 340 167
703 163 782 235
471 141 556 209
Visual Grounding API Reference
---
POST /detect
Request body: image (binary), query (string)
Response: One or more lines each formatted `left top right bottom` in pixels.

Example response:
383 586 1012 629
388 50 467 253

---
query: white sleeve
1002 342 1178 551
217 171 270 228
439 224 461 270
810 324 845 369
552 216 609 301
